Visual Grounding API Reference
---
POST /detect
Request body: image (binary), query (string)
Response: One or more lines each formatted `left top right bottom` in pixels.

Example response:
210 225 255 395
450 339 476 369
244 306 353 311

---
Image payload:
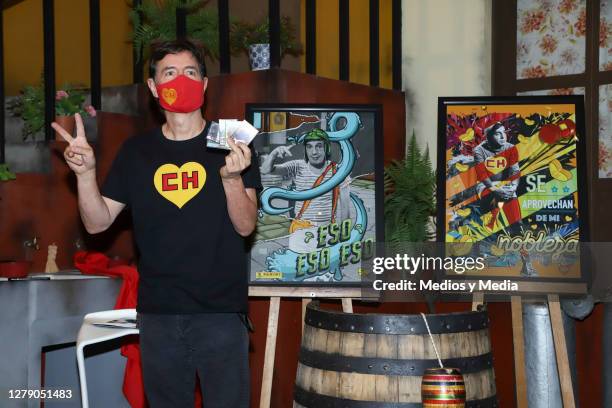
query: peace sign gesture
52 113 96 176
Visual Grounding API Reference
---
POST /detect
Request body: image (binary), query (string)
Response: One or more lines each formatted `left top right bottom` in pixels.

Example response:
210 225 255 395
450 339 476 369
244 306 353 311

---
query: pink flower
521 65 548 79
550 88 576 96
574 9 587 37
85 105 97 117
559 0 577 14
539 34 558 55
599 141 611 168
55 90 69 100
600 18 611 47
520 9 546 34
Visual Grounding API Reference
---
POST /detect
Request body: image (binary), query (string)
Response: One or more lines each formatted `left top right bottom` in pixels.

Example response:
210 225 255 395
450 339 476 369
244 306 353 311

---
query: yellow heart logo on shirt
484 156 507 174
154 162 206 208
161 88 177 105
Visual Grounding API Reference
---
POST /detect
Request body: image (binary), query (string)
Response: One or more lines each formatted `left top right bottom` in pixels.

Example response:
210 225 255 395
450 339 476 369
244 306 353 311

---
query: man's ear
202 77 208 94
147 78 158 98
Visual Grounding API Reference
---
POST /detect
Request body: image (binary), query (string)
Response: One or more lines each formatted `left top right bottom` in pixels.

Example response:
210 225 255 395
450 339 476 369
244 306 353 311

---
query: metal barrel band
299 348 493 376
294 387 498 408
305 303 489 334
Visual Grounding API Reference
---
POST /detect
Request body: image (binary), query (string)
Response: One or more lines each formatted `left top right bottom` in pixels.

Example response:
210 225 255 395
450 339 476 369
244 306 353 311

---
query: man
474 121 521 230
54 39 259 407
260 128 350 231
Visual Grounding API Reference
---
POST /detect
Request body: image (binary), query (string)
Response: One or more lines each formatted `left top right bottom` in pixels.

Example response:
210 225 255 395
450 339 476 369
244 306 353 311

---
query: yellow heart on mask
154 162 206 208
484 156 507 174
162 88 178 105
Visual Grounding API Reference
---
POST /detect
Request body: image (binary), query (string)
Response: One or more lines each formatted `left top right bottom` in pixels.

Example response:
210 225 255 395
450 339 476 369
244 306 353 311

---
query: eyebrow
161 65 198 73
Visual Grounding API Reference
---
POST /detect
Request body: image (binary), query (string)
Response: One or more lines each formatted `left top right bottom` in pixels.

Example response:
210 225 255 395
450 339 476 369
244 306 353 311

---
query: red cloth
74 251 203 407
74 251 145 408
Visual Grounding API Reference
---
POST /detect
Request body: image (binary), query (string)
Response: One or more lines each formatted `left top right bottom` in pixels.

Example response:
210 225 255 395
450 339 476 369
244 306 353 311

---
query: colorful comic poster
438 97 587 281
246 106 383 285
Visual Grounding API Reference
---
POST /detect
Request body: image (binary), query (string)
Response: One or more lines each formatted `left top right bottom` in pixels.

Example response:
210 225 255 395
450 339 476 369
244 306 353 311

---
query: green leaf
384 132 436 243
0 164 16 181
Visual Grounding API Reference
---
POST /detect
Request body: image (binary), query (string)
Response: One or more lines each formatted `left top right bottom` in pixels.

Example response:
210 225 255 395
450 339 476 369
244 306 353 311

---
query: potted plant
8 78 96 141
130 0 223 63
7 82 44 141
53 88 97 139
230 16 302 70
384 132 436 243
0 164 16 181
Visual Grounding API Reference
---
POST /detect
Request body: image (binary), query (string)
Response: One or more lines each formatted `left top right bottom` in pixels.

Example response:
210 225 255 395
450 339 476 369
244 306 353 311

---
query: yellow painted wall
300 0 393 88
5 0 393 95
5 0 133 96
5 0 43 95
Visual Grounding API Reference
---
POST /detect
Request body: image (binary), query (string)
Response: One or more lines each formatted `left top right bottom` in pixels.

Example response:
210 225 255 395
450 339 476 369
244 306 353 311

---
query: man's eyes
163 69 197 77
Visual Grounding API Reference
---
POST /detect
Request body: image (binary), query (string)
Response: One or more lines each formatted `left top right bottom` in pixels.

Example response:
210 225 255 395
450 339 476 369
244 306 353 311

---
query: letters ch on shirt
485 156 507 174
153 162 207 209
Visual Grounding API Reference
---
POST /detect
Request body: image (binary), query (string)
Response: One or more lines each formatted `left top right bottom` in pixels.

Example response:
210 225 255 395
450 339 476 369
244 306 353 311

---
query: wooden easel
248 286 361 408
473 292 576 408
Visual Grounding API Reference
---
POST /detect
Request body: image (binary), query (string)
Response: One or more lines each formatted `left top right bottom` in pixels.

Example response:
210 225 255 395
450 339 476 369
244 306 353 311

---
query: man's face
305 140 326 166
491 125 507 147
147 51 207 97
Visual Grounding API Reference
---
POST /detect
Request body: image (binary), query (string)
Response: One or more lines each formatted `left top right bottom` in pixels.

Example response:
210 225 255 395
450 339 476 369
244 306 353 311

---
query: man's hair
149 39 207 79
303 128 331 162
484 122 505 142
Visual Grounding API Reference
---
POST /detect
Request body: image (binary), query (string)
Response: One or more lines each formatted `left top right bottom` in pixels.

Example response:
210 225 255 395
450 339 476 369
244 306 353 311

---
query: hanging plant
130 0 225 63
229 16 303 58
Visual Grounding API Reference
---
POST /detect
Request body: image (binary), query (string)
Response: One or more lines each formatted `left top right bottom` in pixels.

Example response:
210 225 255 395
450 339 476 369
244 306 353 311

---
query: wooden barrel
294 303 497 407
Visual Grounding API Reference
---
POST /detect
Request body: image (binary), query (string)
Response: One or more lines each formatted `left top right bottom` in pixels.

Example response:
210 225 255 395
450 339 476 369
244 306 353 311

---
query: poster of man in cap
248 107 381 284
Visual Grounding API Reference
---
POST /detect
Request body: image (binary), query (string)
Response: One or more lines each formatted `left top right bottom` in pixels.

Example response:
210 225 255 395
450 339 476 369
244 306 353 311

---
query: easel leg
259 297 281 408
301 298 311 334
511 296 528 408
341 298 353 313
472 292 484 311
548 294 576 408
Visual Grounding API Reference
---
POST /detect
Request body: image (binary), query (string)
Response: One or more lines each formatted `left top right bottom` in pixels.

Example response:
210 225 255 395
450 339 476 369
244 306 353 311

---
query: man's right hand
52 113 96 176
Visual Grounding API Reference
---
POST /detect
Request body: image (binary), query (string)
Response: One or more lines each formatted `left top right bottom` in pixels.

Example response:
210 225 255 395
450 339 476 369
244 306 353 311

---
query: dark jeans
138 312 250 408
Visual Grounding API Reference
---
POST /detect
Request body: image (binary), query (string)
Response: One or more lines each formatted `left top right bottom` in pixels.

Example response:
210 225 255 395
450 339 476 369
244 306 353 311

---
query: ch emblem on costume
161 88 177 106
485 156 507 174
154 162 206 208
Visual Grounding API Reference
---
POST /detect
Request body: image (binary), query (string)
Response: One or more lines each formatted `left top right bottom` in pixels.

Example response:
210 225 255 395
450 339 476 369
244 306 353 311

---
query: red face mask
155 75 205 113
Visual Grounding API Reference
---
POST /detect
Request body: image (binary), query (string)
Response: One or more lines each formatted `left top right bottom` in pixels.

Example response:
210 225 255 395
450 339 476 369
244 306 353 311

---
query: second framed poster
437 96 588 292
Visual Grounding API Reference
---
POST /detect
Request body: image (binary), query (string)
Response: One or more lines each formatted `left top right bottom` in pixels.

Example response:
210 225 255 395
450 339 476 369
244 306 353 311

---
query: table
0 271 125 408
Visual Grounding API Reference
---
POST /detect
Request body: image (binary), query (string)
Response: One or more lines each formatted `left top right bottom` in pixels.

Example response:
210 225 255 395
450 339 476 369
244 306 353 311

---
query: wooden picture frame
246 104 384 287
436 96 589 294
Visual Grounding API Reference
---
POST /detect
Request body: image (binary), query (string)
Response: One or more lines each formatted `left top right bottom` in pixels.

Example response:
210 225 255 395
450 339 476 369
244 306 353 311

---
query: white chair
76 309 139 408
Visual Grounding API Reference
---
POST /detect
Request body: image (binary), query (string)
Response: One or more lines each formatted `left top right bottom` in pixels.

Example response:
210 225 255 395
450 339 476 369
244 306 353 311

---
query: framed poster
437 96 589 293
246 104 383 286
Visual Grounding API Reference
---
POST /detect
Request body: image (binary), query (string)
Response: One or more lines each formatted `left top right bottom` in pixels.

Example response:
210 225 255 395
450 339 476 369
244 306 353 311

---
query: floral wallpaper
517 87 585 96
601 1 612 71
599 85 612 177
517 0 586 79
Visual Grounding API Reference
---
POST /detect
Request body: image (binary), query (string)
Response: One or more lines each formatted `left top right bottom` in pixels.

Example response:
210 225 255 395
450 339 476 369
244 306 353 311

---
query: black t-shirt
101 123 261 314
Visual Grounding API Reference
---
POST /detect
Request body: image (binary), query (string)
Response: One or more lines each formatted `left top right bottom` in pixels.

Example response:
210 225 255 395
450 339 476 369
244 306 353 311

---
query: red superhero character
473 122 522 230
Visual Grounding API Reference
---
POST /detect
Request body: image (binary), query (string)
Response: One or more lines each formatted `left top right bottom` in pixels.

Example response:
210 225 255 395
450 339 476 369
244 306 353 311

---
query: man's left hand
220 137 252 180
